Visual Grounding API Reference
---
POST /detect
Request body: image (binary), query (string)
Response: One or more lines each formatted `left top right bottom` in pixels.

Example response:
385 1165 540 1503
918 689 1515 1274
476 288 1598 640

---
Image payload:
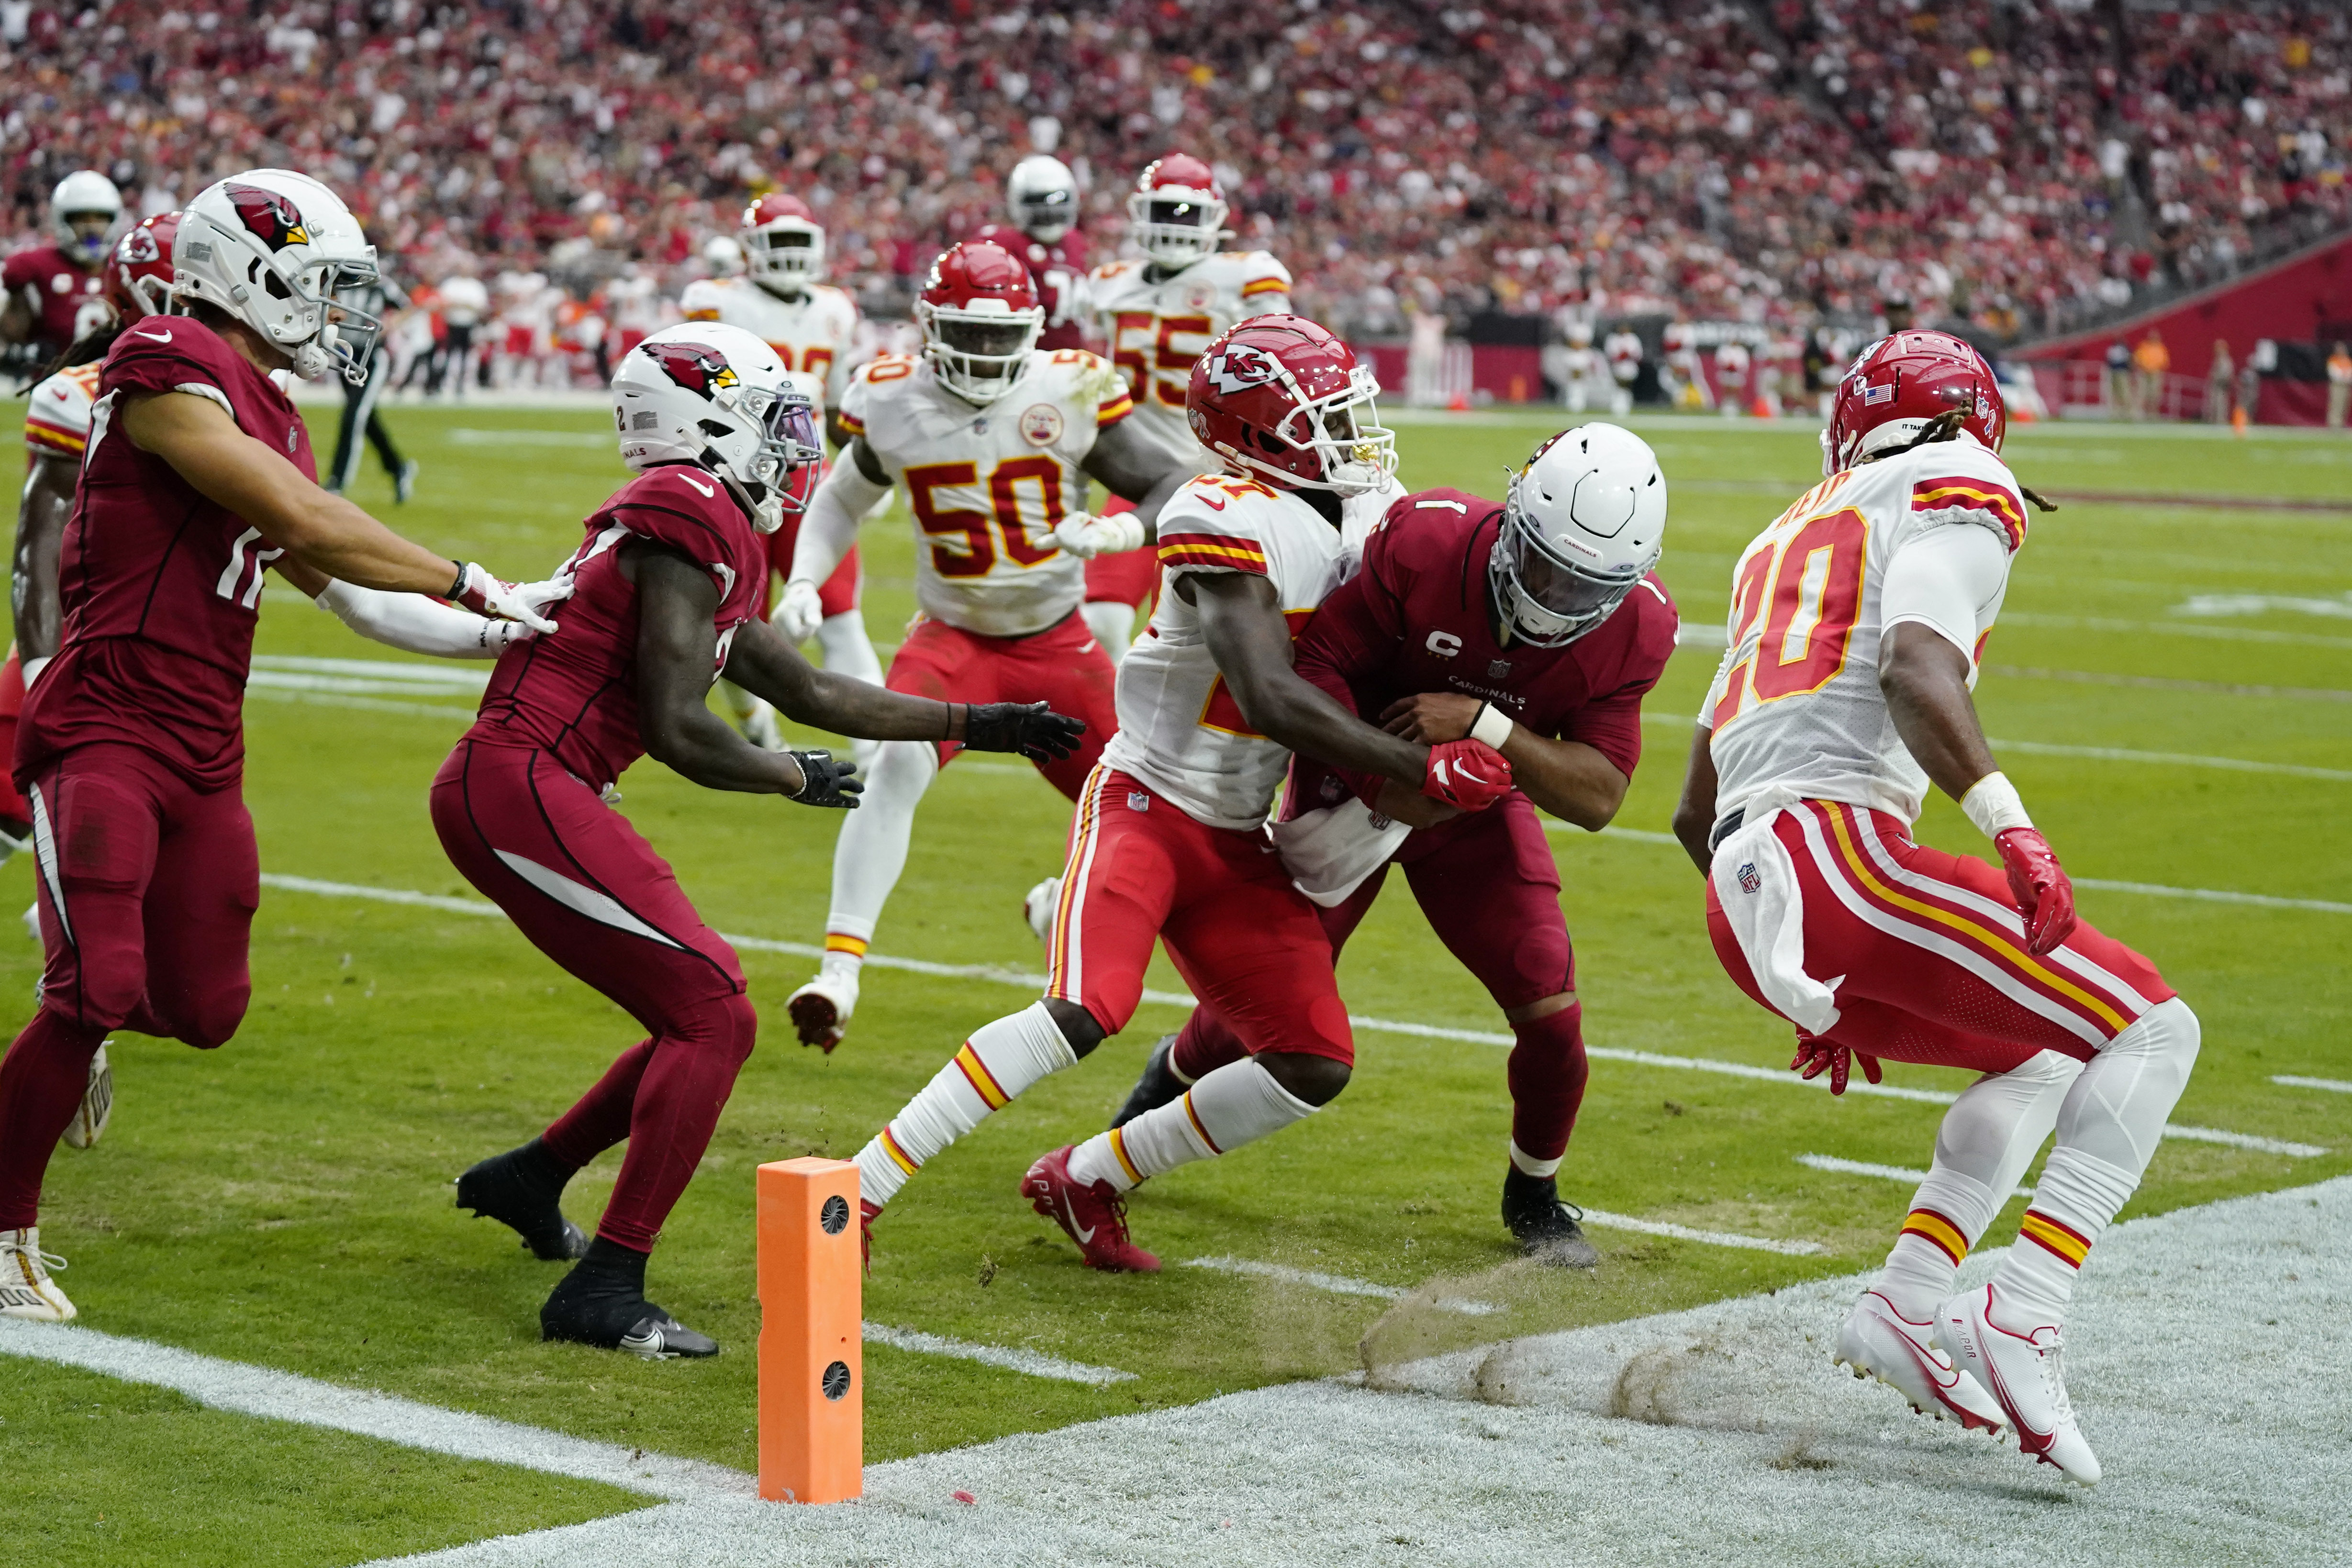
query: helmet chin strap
707 454 782 534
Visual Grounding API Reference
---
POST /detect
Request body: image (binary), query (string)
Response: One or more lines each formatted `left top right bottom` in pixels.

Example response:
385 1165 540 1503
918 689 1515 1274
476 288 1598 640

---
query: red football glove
1994 826 2077 956
1421 738 1513 811
1791 1039 1882 1097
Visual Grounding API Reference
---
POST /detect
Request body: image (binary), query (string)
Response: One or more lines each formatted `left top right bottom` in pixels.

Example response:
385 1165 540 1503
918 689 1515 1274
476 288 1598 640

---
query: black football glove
786 750 861 809
962 701 1087 764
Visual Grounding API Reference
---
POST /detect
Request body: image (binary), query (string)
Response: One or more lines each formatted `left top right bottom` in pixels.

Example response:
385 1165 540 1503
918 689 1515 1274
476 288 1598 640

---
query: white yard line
251 875 2332 1160
252 655 492 688
1182 1257 1499 1315
860 1323 1135 1385
1986 664 2352 703
247 687 479 721
2000 612 2352 651
1577 1210 1823 1256
1794 1151 2032 1199
2274 1074 2352 1094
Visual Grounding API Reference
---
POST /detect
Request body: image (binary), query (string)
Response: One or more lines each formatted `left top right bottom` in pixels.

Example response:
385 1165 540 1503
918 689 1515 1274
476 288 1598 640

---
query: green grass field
4 398 2348 1566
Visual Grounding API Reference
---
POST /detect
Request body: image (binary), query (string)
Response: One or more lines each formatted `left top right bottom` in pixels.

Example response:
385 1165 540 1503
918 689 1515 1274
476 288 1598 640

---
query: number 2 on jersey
1711 507 1867 728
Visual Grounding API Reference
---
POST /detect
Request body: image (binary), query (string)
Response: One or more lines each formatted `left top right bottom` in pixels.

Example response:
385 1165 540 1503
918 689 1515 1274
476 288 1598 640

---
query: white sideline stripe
252 655 491 689
1576 1210 1823 1257
2274 1075 2352 1095
1794 1152 2033 1199
1182 1257 1499 1315
0 1318 751 1501
861 1322 1136 1385
250 875 2330 1159
246 687 477 721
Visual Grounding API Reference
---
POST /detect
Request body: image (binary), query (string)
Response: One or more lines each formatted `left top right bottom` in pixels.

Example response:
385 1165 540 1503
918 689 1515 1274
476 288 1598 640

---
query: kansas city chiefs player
1078 155 1294 665
0 170 565 1323
441 323 1083 1356
772 241 1192 1051
1672 331 2200 1484
970 154 1089 352
1113 424 1678 1268
680 194 882 745
1 171 123 375
852 316 1513 1273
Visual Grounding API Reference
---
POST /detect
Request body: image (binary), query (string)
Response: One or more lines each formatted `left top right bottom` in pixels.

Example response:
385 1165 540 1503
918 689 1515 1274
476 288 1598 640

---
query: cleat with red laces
1937 1284 2101 1486
1020 1145 1159 1273
1834 1289 2007 1433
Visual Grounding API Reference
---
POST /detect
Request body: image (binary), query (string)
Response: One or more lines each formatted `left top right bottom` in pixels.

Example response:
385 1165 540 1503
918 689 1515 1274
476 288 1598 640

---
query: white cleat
786 971 858 1053
739 701 785 753
1023 876 1062 947
1834 1288 2007 1432
59 1041 112 1150
1937 1284 2102 1486
0 1227 76 1321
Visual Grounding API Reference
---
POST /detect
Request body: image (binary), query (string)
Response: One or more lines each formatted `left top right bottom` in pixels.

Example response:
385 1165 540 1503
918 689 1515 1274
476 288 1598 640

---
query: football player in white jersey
848 316 1514 1272
680 194 882 747
1672 332 2199 1486
1082 154 1293 666
772 241 1195 1049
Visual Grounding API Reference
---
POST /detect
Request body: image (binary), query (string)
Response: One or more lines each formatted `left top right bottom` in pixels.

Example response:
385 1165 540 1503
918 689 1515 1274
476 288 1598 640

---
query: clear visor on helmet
741 384 826 509
1014 189 1073 235
1146 198 1210 229
1490 480 1648 645
306 259 382 383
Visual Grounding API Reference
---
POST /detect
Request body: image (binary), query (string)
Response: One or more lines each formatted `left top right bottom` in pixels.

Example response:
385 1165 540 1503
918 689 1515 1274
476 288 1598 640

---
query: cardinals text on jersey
1088 250 1291 459
23 362 102 458
839 347 1133 637
1703 431 2029 824
678 275 860 409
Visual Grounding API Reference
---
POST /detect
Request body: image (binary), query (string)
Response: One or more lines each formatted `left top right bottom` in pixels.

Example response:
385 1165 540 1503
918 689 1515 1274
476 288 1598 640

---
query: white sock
1067 1058 1316 1193
814 610 883 686
854 1001 1077 1209
820 739 936 975
1081 600 1136 667
1506 1140 1561 1179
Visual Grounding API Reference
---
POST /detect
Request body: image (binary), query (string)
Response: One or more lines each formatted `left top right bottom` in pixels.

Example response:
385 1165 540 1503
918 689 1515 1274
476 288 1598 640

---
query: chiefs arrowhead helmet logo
643 340 740 399
1203 345 1278 396
119 227 161 265
224 182 312 251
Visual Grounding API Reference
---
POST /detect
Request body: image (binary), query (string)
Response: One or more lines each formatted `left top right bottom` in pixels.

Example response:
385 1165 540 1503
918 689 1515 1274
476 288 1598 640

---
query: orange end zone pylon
757 1157 862 1502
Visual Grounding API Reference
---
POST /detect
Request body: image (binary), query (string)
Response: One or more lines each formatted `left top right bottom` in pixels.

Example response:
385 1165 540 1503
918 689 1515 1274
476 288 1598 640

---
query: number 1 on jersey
1711 507 1867 728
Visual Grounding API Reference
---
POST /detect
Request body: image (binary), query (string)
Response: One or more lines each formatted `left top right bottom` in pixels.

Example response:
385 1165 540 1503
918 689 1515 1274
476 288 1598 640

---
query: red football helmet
1187 314 1394 496
1127 153 1226 267
105 211 179 319
1824 329 2006 475
740 193 824 287
915 241 1042 404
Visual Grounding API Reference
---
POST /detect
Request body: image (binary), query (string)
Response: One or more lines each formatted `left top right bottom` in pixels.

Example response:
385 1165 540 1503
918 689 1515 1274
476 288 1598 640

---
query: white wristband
1469 701 1515 750
1960 770 2033 839
21 656 49 688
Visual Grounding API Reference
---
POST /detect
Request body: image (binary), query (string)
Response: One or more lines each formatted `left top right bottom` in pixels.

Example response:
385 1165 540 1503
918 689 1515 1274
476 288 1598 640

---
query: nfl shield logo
1738 862 1761 895
1488 658 1513 678
1128 791 1150 812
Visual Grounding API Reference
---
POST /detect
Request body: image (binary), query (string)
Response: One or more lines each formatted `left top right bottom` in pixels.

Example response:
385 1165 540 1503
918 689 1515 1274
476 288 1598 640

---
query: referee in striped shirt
327 262 419 502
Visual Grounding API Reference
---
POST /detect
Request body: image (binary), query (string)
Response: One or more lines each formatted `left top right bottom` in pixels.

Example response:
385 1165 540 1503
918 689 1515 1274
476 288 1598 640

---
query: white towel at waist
1270 798 1413 908
1708 789 1843 1036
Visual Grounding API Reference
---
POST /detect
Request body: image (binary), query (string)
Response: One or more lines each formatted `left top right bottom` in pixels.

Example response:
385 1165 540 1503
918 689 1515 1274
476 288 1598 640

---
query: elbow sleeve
317 579 519 659
791 463 890 584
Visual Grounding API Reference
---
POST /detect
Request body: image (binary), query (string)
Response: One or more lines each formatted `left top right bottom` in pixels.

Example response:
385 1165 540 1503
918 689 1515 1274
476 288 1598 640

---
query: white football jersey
679 276 860 409
23 361 100 459
1703 432 2030 824
1102 472 1399 831
1088 250 1292 462
840 347 1135 638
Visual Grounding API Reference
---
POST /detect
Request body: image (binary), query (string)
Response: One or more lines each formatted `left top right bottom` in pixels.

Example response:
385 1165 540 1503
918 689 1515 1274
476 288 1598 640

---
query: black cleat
540 1240 718 1359
456 1138 590 1261
1502 1168 1601 1268
1110 1033 1189 1129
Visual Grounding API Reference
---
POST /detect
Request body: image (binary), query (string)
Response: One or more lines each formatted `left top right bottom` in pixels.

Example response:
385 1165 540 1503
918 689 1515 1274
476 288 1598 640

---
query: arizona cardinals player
971 154 1089 352
1081 155 1294 665
852 316 1512 1273
441 323 1083 1356
0 170 567 1324
1110 424 1678 1267
1671 331 2198 1484
680 194 882 746
1 171 122 376
771 241 1192 1051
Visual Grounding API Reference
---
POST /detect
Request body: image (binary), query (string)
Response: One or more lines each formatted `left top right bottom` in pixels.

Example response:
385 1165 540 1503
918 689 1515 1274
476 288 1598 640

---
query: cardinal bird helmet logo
223 183 312 251
643 341 740 400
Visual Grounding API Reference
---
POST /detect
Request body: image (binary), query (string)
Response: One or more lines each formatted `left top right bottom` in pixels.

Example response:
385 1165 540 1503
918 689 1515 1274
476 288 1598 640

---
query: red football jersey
468 466 767 791
969 223 1089 351
1291 485 1678 809
3 245 111 357
17 314 317 792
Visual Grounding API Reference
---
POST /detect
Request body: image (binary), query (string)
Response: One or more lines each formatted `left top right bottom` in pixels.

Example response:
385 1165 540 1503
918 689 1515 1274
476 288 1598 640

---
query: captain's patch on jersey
1020 403 1065 445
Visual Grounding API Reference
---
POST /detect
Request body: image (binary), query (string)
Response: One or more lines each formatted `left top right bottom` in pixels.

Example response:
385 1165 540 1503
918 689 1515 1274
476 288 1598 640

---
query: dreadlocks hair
1854 406 2059 512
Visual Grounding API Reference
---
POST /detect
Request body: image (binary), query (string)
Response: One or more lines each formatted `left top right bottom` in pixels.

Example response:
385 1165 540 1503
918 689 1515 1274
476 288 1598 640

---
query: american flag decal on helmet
1861 381 1895 405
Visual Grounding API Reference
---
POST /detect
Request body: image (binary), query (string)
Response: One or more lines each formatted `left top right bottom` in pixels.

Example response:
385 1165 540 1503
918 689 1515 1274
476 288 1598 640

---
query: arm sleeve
789 458 891 585
316 579 524 659
1879 521 2009 664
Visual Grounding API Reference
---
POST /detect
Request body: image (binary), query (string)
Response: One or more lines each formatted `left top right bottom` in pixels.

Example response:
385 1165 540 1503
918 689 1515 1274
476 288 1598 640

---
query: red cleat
859 1198 881 1274
1020 1145 1159 1272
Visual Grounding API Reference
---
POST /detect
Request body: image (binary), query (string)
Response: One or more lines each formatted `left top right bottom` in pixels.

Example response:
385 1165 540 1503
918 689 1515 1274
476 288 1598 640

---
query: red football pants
883 611 1117 800
1169 792 1587 1155
1706 800 2174 1070
1045 767 1354 1063
1084 495 1162 608
430 739 756 1251
0 743 258 1226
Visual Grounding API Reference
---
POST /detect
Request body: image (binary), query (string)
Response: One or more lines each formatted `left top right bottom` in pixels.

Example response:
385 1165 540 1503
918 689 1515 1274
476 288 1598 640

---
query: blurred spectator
2329 341 2352 427
2105 339 2135 417
2132 329 2171 420
2207 340 2236 423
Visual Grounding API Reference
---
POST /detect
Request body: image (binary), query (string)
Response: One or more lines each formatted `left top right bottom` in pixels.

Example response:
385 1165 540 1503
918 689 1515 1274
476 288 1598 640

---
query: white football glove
1050 511 1148 560
772 577 825 644
449 561 568 634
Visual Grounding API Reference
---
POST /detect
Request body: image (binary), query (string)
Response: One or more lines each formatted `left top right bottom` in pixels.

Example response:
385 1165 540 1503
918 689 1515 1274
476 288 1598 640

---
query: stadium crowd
1 0 2346 368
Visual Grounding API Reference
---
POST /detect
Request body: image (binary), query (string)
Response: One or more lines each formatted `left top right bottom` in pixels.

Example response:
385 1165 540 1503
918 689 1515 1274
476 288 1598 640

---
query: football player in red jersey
441 323 1084 1357
971 155 1090 353
1 171 123 377
1108 424 1678 1267
0 170 567 1323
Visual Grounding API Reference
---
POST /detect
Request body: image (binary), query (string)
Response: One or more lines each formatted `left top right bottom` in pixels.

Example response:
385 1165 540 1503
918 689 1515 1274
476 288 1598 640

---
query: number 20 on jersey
1710 502 1868 730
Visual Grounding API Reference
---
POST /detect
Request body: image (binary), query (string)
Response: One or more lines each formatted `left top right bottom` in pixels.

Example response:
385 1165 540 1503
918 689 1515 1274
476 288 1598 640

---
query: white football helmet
173 169 380 384
1489 423 1666 647
612 323 823 535
50 170 123 264
1007 155 1078 243
740 194 825 288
